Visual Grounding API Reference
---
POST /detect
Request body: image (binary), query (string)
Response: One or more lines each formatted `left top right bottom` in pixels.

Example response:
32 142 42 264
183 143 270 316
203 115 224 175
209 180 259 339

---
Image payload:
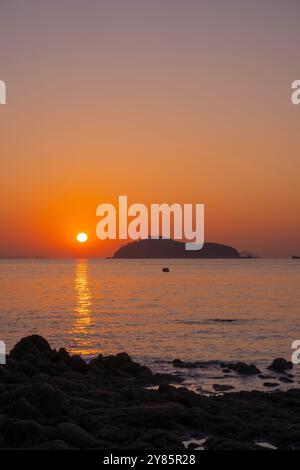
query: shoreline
0 335 300 450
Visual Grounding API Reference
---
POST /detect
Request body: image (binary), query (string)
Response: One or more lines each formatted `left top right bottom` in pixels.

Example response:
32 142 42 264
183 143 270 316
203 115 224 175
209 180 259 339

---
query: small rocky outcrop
268 358 293 372
221 362 261 375
10 335 52 360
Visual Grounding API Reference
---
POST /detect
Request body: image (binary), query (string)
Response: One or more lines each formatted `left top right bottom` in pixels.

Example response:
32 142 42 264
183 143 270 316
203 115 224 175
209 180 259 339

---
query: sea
1 258 300 393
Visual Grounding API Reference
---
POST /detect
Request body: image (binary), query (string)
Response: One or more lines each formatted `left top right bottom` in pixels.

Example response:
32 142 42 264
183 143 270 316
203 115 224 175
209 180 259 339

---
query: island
112 238 240 259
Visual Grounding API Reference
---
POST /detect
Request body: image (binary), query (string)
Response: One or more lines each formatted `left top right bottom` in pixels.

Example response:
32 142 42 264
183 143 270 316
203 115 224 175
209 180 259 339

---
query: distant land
112 238 240 259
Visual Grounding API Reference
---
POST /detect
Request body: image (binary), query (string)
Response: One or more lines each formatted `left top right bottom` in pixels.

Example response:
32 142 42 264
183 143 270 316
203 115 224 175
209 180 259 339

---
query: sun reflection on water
71 259 97 355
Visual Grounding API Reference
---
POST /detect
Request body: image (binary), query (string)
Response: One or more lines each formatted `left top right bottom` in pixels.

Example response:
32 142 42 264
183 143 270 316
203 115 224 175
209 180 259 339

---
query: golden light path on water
71 259 97 355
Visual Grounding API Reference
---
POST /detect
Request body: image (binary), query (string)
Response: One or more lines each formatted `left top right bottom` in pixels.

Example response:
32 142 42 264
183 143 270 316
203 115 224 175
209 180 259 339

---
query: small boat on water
292 256 300 259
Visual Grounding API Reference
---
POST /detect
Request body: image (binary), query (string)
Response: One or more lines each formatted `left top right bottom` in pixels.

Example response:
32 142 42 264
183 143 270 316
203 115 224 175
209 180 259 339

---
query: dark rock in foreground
213 384 234 392
221 362 261 375
268 358 293 372
1 335 300 450
10 335 52 360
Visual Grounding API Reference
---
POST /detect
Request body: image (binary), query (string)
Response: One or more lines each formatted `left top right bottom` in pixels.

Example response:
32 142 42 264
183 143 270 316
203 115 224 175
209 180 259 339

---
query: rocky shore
0 335 300 450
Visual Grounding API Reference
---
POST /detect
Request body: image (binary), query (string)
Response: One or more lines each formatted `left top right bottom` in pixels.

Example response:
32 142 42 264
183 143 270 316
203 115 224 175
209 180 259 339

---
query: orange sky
0 0 300 257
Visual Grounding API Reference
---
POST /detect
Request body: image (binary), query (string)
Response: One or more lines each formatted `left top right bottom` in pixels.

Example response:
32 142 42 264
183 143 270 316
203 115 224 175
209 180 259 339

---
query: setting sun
76 232 88 243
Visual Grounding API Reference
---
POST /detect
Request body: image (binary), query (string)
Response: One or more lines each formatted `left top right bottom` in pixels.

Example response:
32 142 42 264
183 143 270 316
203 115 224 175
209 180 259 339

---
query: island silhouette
112 238 240 259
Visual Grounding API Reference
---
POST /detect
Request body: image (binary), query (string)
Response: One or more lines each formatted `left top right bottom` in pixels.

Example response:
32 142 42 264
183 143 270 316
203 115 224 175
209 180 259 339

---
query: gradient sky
0 0 299 257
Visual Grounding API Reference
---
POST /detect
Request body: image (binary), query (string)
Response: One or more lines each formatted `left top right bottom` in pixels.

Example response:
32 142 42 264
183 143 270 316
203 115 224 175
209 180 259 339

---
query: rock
279 376 294 384
4 334 300 451
7 398 40 419
49 361 70 375
0 365 11 383
0 418 46 447
59 380 88 392
150 429 182 448
16 360 39 377
102 353 153 378
51 422 99 449
173 359 183 367
225 362 261 375
119 361 152 378
23 383 70 417
172 359 198 369
69 355 88 374
10 335 52 360
33 439 70 450
32 373 50 383
213 384 234 392
109 352 132 366
205 437 258 450
158 383 174 393
56 348 71 363
268 358 293 372
263 382 279 388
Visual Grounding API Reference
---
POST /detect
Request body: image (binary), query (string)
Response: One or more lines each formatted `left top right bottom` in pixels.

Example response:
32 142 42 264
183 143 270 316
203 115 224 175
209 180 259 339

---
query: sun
76 232 88 243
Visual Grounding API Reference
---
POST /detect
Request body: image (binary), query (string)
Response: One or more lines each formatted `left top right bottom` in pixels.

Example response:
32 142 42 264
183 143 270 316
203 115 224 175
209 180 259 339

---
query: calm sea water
1 259 300 392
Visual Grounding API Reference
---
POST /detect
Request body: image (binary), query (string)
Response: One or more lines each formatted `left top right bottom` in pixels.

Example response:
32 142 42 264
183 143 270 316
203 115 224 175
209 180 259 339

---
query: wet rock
173 359 184 367
90 352 152 378
279 376 294 384
108 352 132 367
205 437 259 450
158 383 174 393
213 384 234 392
263 382 279 388
268 358 293 372
224 362 261 375
3 334 300 452
10 335 52 360
107 354 152 378
172 359 199 369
